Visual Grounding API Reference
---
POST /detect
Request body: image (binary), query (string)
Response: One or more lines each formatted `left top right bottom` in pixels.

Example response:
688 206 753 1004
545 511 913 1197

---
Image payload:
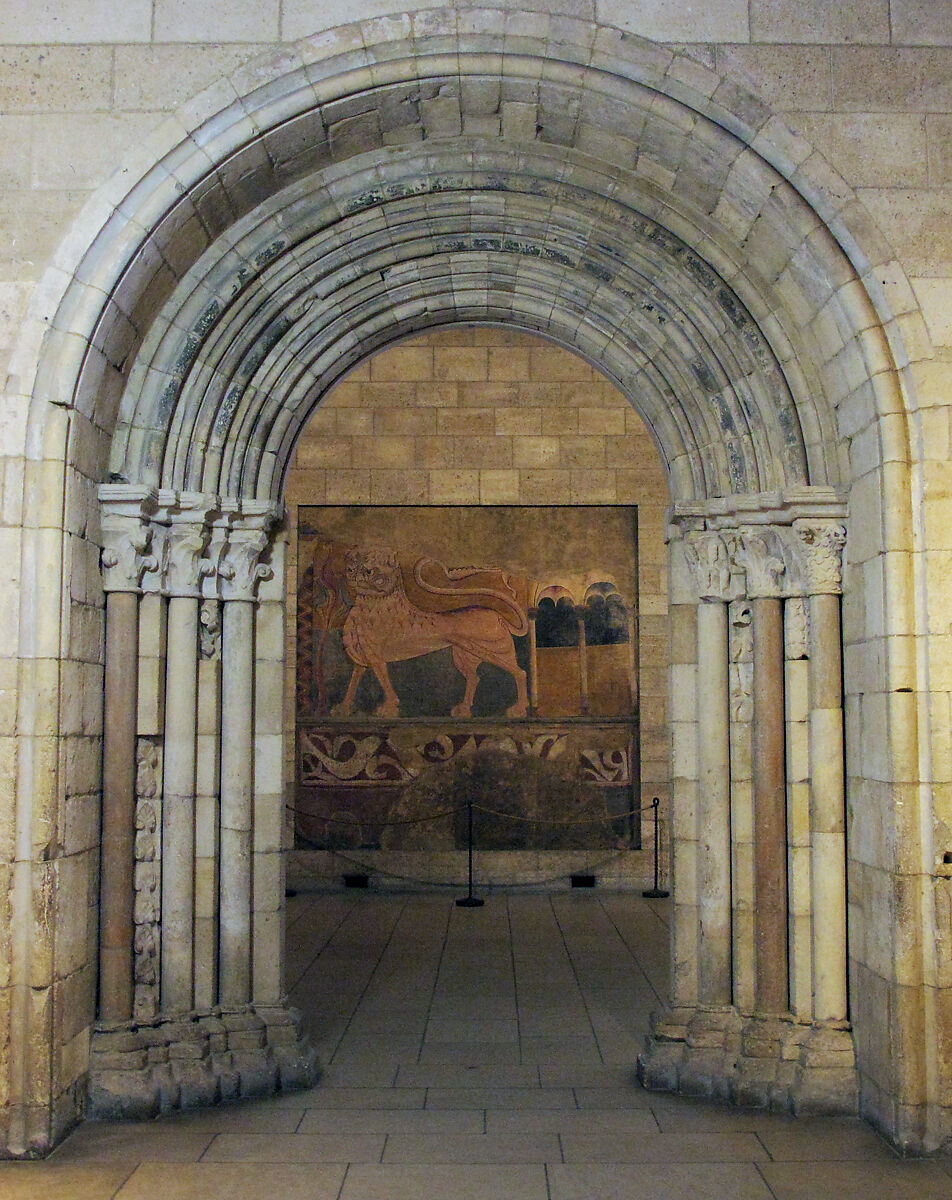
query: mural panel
295 507 640 851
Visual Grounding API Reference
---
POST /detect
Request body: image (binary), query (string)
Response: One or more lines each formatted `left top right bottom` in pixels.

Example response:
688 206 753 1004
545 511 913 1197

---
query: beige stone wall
284 326 670 812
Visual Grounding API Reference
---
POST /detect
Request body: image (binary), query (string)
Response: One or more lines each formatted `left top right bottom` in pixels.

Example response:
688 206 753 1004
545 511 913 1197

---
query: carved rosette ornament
792 520 847 596
683 531 733 601
731 527 787 598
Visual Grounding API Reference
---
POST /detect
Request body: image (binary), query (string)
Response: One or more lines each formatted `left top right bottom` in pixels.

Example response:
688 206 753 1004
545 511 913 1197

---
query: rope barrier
287 799 658 828
292 843 643 891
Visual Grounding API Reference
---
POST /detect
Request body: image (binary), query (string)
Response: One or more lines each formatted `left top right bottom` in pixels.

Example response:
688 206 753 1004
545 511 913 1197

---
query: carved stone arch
3 7 940 1156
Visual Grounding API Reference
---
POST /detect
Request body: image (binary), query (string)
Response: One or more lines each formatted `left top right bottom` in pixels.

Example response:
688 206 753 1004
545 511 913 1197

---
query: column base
87 1002 321 1120
637 1006 858 1116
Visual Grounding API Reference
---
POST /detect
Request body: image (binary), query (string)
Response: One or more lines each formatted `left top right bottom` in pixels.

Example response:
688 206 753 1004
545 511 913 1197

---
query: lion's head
344 546 401 596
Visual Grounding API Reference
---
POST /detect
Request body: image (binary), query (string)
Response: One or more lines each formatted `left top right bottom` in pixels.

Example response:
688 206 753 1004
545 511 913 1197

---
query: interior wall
283 327 671 831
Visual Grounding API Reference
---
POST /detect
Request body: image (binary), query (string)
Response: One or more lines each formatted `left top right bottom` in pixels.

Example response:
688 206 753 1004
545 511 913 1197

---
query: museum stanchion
642 796 669 898
456 797 485 908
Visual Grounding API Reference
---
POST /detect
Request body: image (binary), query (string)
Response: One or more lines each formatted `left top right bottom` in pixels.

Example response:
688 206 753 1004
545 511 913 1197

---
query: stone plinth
87 1004 320 1120
638 1006 858 1117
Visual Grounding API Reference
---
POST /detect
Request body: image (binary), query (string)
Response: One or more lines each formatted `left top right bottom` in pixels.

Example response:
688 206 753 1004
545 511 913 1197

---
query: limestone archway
6 9 936 1153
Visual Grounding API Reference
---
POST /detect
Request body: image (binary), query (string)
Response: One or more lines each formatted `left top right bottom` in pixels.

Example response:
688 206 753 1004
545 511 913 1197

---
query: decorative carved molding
133 739 161 1023
199 600 222 660
785 597 809 660
99 486 160 593
219 527 274 602
731 527 787 598
729 601 753 723
683 531 733 602
792 520 847 596
162 522 213 597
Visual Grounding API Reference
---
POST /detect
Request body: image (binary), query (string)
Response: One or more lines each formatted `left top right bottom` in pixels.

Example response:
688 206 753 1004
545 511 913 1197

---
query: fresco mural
295 507 640 851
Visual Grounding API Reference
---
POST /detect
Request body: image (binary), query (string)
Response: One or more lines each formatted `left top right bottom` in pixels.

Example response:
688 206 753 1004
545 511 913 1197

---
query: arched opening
6 13 936 1154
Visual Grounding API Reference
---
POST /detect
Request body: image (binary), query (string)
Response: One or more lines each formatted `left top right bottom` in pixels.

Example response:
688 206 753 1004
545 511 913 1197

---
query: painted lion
317 542 529 719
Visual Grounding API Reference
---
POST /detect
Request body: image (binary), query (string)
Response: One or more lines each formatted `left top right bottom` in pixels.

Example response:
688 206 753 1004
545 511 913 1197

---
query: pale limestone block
254 733 284 798
0 45 112 112
836 46 952 112
789 907 813 1020
828 114 929 189
891 0 952 44
669 663 697 724
154 0 279 41
787 779 812 848
252 906 284 1006
751 0 889 42
32 113 163 192
369 470 428 504
596 0 748 41
479 469 520 504
785 659 809 726
714 45 832 113
254 602 285 664
0 0 151 42
114 44 266 110
911 278 952 349
254 795 284 856
859 188 952 276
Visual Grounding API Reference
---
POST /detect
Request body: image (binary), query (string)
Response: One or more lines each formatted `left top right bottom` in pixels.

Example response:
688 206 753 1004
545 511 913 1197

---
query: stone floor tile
286 1086 425 1108
313 1064 398 1087
488 1109 660 1135
395 1064 540 1087
424 1018 519 1043
651 1101 799 1133
539 1064 640 1088
573 1085 657 1109
756 1118 900 1160
382 1132 562 1162
417 1041 522 1066
298 1108 485 1134
200 1132 385 1162
560 1131 768 1162
519 1035 602 1066
151 1105 305 1132
425 1086 576 1109
115 1162 347 1200
0 1164 135 1200
339 1163 549 1200
547 1162 774 1200
48 1125 214 1163
759 1160 952 1200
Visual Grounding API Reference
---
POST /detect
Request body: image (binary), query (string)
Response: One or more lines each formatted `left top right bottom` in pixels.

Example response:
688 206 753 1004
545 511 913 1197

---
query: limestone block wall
283 326 671 833
0 0 950 1157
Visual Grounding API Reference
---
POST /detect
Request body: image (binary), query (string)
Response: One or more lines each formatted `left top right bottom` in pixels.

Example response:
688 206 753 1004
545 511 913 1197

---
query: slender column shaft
99 591 139 1021
751 595 788 1012
161 595 200 1011
219 599 255 1005
809 591 848 1021
696 599 732 1005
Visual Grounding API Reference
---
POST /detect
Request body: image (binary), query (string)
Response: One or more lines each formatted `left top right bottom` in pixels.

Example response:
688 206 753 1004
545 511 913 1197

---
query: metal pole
457 798 484 908
643 797 669 898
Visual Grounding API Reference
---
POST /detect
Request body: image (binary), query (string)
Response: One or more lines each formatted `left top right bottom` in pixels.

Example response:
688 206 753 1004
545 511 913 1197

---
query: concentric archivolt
47 15 889 505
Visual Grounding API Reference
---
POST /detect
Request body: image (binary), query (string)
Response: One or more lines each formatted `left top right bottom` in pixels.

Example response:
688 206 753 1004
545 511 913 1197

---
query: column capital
160 495 219 598
731 526 787 599
791 519 847 595
218 507 281 602
682 530 735 602
99 486 160 593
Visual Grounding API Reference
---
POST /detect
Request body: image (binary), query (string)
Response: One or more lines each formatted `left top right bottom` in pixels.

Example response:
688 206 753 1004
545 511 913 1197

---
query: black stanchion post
457 797 484 908
642 796 669 899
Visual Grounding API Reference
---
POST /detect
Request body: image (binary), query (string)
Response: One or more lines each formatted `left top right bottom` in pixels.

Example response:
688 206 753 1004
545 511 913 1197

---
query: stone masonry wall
283 326 671 832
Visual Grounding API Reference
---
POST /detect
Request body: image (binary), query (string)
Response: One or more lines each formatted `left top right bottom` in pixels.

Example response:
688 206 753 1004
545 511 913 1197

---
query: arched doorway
6 13 934 1154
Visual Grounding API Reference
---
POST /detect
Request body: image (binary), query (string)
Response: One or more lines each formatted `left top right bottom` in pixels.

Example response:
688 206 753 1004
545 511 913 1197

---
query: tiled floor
5 890 952 1199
